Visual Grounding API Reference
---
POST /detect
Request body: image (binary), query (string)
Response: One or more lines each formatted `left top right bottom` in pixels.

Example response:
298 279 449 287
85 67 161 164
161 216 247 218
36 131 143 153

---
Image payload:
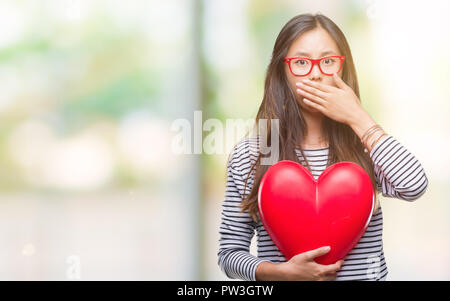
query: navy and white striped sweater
218 135 428 281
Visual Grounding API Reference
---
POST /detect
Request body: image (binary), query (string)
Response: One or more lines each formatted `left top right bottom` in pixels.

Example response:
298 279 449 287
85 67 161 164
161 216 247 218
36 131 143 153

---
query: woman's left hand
296 73 364 125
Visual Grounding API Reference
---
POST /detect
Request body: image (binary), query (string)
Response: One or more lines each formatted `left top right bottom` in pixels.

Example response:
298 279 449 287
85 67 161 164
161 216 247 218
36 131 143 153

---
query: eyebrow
293 50 338 57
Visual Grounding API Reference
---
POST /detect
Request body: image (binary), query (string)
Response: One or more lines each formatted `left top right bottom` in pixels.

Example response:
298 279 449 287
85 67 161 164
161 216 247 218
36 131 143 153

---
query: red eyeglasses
284 55 345 76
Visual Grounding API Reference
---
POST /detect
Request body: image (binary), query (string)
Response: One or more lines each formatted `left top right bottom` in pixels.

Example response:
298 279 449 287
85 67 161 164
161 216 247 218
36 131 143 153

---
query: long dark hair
239 13 380 223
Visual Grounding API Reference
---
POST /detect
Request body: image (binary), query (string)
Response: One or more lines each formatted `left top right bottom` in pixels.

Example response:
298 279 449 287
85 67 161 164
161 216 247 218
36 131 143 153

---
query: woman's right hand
276 246 344 281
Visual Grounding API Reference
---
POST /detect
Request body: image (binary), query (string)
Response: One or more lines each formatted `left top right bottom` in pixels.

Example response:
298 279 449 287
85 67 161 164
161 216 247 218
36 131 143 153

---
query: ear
332 73 346 89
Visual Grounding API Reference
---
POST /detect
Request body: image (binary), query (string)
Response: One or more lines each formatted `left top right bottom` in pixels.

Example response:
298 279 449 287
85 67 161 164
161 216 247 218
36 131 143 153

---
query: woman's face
284 27 343 114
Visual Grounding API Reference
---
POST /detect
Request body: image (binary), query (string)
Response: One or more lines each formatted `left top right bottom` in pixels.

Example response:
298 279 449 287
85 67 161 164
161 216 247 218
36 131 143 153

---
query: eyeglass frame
284 55 345 77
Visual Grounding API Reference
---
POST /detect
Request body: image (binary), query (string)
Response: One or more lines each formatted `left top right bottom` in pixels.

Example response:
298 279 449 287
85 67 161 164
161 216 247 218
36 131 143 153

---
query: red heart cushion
257 160 374 265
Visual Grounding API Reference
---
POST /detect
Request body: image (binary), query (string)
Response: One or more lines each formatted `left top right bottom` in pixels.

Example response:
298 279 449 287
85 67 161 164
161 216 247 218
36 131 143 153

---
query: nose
308 63 322 80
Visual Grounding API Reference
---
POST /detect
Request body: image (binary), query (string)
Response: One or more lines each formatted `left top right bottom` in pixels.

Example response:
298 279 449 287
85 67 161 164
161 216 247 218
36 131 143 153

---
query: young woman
217 13 428 281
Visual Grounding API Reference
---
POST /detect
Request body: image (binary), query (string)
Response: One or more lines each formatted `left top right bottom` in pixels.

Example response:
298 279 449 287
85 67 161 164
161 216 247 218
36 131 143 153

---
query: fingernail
296 82 303 87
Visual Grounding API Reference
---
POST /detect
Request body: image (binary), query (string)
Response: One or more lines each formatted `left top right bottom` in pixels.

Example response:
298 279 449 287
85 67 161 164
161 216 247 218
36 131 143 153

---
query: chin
304 105 323 115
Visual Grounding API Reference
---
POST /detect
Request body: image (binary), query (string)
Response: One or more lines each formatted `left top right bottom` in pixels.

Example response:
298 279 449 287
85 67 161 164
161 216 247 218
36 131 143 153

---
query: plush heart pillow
257 160 374 264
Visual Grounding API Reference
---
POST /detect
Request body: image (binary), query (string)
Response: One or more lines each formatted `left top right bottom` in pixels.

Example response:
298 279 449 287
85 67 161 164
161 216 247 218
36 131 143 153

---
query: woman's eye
295 59 307 65
323 58 334 65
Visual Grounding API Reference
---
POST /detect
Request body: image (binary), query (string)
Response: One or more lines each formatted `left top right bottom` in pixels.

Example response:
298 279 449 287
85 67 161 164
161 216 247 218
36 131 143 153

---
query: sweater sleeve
369 135 429 201
217 141 271 281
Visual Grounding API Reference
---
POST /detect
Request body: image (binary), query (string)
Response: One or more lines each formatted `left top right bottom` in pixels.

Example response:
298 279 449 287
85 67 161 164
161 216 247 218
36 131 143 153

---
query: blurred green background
0 0 448 280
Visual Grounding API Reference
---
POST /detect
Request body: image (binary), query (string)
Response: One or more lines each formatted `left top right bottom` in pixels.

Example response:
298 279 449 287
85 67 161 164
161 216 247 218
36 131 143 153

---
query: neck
302 110 327 146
